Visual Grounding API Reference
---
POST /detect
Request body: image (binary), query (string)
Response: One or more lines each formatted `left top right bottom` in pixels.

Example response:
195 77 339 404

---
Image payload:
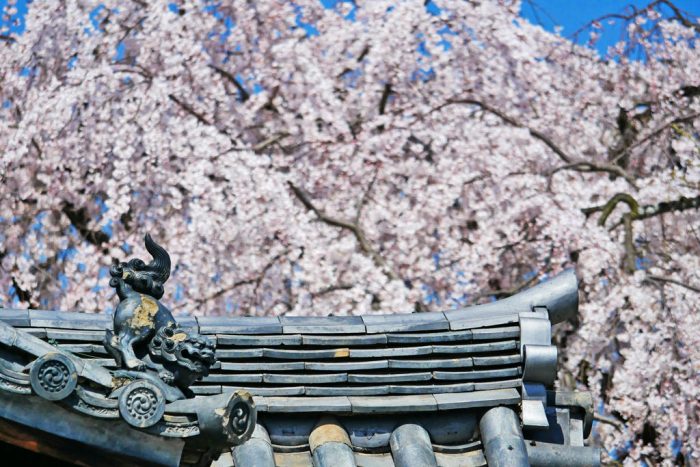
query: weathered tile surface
280 316 365 334
362 312 449 334
198 316 282 335
433 388 520 410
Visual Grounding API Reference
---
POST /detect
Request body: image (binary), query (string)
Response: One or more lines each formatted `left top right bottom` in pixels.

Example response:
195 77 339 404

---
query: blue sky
3 1 699 57
521 0 700 55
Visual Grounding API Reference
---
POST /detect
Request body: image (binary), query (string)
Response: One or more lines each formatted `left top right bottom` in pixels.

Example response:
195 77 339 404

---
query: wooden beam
0 418 145 467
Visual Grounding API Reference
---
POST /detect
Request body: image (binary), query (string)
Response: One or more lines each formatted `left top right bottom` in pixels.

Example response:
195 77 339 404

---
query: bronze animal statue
104 235 215 395
105 234 176 370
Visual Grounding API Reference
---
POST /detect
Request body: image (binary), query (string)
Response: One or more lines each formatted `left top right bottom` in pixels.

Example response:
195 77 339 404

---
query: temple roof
0 269 600 466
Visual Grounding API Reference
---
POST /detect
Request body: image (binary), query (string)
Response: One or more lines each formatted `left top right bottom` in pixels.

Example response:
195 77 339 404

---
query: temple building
0 236 599 466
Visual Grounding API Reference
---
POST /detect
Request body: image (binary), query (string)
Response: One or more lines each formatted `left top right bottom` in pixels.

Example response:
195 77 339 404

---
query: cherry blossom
1 1 698 463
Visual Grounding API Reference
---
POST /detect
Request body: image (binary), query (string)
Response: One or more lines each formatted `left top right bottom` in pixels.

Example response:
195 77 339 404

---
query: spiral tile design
30 353 77 401
119 380 165 428
38 361 70 393
231 401 251 435
127 388 158 419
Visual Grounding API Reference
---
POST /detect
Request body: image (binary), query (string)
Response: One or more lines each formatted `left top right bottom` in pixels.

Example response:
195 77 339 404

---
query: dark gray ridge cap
217 334 303 346
190 385 222 395
347 394 439 414
305 360 389 371
280 316 366 334
0 320 112 387
28 310 112 330
265 396 353 413
191 372 525 396
0 309 30 327
304 386 390 396
46 329 106 341
303 334 387 346
197 316 282 335
432 367 521 381
361 312 449 334
0 269 577 334
263 373 348 385
386 329 473 344
471 326 520 340
172 315 198 332
472 354 522 367
388 383 475 394
220 361 305 371
224 386 306 397
348 372 432 384
201 373 264 383
263 348 352 359
57 344 109 355
387 358 473 370
444 269 579 326
215 348 265 359
447 313 520 331
251 388 520 414
254 394 591 447
349 346 433 358
432 340 518 354
433 388 521 410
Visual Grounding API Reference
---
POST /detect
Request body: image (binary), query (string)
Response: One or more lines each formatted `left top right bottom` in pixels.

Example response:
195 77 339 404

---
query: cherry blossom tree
1 0 699 463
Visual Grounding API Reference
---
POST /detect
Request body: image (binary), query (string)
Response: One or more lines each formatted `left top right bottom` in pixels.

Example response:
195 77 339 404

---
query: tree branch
645 275 700 293
622 213 637 274
549 161 638 189
618 111 700 160
660 0 700 34
378 83 392 115
594 413 626 431
288 181 400 282
61 203 110 246
354 171 377 225
195 250 289 305
253 132 290 152
584 193 700 228
31 138 42 158
582 193 640 227
583 193 700 273
582 193 642 272
434 98 573 163
467 274 540 303
112 64 153 81
209 65 250 102
313 283 354 297
168 94 211 126
467 244 555 304
432 98 639 188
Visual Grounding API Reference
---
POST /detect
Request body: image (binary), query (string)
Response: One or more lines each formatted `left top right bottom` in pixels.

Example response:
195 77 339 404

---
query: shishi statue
104 234 215 394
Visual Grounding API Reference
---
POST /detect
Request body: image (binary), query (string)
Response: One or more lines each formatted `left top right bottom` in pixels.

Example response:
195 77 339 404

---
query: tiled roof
0 269 600 466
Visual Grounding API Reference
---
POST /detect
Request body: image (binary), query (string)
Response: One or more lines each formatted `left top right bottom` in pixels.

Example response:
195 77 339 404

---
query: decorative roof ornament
0 234 257 466
105 234 217 400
